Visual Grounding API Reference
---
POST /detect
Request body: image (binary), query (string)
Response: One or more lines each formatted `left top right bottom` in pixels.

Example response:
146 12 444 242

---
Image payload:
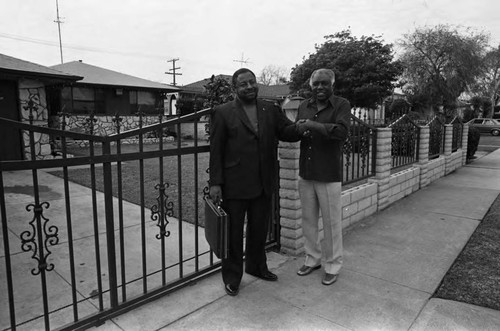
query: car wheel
492 129 500 136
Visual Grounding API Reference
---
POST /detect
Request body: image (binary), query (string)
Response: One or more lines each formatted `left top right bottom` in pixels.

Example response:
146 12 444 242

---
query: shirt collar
307 94 335 107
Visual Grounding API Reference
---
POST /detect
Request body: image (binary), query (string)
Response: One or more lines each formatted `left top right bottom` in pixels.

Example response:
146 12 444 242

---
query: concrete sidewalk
91 149 500 331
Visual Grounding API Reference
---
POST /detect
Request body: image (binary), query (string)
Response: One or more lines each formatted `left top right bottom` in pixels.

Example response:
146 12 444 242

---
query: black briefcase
204 196 229 259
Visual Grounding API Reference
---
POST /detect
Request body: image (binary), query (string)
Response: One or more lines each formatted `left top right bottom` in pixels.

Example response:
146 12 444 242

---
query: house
49 61 179 136
0 53 82 160
172 74 291 115
50 60 178 116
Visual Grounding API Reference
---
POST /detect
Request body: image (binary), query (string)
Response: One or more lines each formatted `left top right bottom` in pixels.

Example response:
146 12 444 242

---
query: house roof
181 74 290 99
51 61 179 91
259 84 290 99
181 75 232 94
0 53 82 82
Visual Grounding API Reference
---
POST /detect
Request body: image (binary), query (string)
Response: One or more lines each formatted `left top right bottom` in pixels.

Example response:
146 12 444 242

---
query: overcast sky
1 0 500 86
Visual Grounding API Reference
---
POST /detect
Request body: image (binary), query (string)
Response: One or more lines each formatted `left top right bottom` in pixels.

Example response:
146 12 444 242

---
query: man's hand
296 119 311 137
302 119 323 132
209 185 222 204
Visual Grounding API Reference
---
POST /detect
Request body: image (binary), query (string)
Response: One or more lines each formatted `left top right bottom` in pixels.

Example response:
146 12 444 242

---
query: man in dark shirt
294 68 351 285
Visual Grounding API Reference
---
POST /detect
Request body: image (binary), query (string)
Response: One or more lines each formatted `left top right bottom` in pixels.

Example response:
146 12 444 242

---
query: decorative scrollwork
342 131 352 168
359 133 369 171
202 167 210 198
20 202 59 275
150 183 174 239
85 114 97 134
112 113 123 134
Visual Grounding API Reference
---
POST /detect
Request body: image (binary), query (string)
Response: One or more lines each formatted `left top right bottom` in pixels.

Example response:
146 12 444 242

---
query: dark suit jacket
209 98 299 199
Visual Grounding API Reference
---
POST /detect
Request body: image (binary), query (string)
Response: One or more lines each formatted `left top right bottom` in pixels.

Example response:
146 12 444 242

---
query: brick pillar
417 126 430 187
278 141 303 256
368 128 392 211
444 124 453 175
462 124 469 165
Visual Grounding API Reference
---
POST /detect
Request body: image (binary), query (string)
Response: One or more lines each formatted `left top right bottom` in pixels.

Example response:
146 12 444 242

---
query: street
478 134 500 151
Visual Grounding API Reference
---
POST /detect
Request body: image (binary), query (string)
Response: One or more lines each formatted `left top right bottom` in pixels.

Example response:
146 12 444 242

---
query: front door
0 79 22 160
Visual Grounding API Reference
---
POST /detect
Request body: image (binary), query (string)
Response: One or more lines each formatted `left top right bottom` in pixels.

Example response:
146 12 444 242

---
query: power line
0 32 167 59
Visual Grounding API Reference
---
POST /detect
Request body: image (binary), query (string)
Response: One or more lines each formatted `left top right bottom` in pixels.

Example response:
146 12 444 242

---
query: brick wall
278 121 469 255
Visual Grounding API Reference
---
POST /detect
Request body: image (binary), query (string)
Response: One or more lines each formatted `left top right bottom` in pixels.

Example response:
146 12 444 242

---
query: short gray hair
309 68 335 87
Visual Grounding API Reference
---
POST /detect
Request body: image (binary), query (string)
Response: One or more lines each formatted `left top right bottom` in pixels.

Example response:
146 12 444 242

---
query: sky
1 0 500 87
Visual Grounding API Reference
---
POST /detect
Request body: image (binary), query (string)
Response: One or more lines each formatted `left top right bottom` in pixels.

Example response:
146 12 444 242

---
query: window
130 90 162 114
61 86 105 114
473 119 484 124
138 91 157 114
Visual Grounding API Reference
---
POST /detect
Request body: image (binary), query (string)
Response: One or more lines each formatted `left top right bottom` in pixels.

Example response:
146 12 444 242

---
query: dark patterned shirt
296 95 351 182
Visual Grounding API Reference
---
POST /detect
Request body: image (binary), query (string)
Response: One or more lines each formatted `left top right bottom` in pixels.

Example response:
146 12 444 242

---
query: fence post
417 126 430 188
368 128 392 211
278 141 303 256
444 124 453 175
102 141 118 307
461 124 469 165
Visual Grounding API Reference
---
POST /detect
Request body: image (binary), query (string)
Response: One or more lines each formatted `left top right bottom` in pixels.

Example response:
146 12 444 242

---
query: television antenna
233 53 251 68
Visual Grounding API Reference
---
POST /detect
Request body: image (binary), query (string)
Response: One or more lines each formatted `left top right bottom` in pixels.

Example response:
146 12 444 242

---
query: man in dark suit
209 68 299 296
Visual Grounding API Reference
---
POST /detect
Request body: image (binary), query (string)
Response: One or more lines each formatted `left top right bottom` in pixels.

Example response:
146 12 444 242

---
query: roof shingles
0 53 81 80
51 61 178 91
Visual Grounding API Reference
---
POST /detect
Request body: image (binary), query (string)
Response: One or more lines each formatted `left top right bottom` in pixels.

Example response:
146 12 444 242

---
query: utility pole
54 0 64 64
233 52 251 68
166 58 182 86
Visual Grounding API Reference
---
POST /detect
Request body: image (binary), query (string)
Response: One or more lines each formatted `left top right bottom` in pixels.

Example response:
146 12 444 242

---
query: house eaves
0 53 83 83
51 61 179 92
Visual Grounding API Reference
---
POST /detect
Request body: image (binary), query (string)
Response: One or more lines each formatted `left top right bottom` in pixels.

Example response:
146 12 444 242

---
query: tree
258 65 289 85
470 45 500 118
202 75 234 109
201 75 234 137
289 29 403 109
399 24 489 116
469 95 492 118
386 98 411 120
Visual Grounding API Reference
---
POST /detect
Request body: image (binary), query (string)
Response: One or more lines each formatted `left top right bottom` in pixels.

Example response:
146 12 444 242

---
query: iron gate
0 108 280 330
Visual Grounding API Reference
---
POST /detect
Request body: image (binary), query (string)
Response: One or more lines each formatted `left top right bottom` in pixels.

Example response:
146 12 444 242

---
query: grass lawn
48 140 373 227
433 192 500 310
49 141 210 226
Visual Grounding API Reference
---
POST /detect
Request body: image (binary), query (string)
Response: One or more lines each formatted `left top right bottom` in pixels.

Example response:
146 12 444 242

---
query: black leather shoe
247 270 278 281
322 273 338 285
224 284 239 296
297 264 321 276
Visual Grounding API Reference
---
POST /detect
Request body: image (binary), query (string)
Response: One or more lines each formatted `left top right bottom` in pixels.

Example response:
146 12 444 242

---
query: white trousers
299 178 343 274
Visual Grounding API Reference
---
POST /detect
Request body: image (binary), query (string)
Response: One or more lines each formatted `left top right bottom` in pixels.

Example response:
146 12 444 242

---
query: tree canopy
258 65 289 85
399 24 489 115
202 75 234 109
470 44 500 118
289 29 403 109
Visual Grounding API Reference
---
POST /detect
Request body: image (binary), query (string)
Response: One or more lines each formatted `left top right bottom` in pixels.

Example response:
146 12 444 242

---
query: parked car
467 118 500 136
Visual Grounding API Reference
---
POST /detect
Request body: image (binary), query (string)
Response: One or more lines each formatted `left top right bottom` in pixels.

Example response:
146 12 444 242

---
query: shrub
467 126 481 160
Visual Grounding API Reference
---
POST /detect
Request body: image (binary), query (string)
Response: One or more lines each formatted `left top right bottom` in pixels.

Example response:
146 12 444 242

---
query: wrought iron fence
389 114 420 169
427 116 445 159
351 108 387 127
0 106 281 330
342 114 377 184
449 116 463 152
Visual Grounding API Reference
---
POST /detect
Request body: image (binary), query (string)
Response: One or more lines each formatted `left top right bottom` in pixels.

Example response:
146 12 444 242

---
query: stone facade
18 79 53 160
56 114 208 143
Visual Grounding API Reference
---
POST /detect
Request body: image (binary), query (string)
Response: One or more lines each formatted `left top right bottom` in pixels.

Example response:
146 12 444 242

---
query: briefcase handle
205 195 224 212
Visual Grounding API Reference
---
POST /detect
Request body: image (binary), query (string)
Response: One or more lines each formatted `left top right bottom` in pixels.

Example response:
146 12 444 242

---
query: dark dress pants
222 192 271 287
